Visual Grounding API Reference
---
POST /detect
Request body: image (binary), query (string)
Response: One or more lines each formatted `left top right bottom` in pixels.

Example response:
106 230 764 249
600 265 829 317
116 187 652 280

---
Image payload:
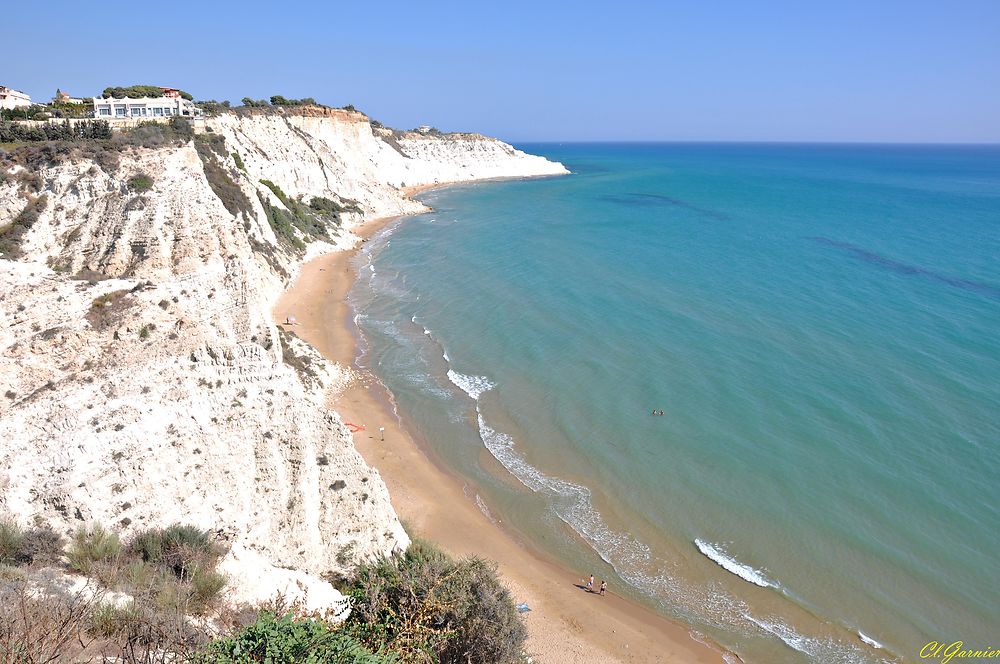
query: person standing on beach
600 580 607 596
587 574 594 592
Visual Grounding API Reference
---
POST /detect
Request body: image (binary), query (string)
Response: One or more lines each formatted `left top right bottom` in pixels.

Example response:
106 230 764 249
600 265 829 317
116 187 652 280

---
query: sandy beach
274 209 726 663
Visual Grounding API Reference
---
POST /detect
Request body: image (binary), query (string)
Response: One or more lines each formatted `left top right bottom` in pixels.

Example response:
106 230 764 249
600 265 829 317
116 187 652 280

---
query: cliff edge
0 108 568 611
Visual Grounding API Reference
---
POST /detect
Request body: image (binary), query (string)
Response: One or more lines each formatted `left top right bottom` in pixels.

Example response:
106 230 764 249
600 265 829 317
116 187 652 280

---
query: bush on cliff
0 119 113 143
258 179 345 250
269 95 317 107
193 134 254 219
345 539 527 664
0 519 65 569
199 612 396 664
127 173 153 192
68 523 122 574
0 194 48 259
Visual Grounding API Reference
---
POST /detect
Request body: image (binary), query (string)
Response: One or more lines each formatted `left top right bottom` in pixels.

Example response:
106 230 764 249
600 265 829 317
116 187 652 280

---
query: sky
6 0 1000 142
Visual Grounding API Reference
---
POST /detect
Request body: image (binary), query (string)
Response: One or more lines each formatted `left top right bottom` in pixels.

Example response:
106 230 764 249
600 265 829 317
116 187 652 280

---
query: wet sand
274 210 726 663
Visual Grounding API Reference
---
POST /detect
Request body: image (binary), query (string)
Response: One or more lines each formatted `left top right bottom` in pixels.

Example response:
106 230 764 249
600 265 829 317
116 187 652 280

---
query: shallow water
348 144 1000 663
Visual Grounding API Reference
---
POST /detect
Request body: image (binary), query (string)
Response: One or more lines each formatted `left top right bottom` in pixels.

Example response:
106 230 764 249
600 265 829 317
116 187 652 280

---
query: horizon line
505 139 1000 146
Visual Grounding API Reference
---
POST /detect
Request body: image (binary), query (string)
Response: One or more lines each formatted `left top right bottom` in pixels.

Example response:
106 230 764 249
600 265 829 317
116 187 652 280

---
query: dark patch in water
599 192 730 220
808 236 1000 300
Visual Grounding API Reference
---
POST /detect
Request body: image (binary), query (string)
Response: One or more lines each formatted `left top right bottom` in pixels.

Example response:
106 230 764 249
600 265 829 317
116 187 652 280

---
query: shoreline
273 189 726 663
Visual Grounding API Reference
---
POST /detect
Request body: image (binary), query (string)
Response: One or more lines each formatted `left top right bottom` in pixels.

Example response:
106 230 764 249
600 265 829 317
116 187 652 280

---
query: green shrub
86 289 133 331
102 85 193 101
128 173 153 192
88 601 141 638
117 526 226 618
0 519 25 565
194 137 253 218
130 523 219 577
269 95 317 107
232 151 246 172
86 595 208 655
0 119 112 143
346 539 526 663
0 194 48 259
124 559 157 590
190 567 226 609
198 612 395 664
18 525 64 567
0 563 26 581
258 179 338 250
197 100 231 116
0 519 64 567
68 523 121 574
309 196 362 216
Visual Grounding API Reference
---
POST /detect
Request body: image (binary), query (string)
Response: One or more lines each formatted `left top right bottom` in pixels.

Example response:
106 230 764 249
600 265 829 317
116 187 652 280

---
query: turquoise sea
347 144 1000 663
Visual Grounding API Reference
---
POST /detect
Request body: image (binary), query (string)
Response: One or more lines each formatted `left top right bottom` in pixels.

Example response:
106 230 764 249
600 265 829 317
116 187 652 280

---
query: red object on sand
345 422 365 433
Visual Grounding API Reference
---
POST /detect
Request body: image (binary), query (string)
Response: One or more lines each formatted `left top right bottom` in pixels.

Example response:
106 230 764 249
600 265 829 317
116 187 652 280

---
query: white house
0 86 32 110
93 91 200 120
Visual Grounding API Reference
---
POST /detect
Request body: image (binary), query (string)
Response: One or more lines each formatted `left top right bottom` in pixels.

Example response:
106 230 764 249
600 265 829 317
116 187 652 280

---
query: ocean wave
745 615 888 663
745 615 813 656
695 539 778 589
473 408 686 606
447 371 496 400
858 631 883 649
475 494 495 522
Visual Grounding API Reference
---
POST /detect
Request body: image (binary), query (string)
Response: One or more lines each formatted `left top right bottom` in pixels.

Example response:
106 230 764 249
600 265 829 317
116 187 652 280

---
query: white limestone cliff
0 107 568 612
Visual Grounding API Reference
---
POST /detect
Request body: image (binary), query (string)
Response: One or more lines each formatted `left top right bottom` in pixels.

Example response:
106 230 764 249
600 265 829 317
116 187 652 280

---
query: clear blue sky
7 0 999 142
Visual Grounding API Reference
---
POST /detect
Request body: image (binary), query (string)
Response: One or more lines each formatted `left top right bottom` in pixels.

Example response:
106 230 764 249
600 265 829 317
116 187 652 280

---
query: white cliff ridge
0 107 568 612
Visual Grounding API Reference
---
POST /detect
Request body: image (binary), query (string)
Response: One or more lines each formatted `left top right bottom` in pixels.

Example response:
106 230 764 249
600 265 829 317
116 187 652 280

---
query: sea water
347 144 1000 663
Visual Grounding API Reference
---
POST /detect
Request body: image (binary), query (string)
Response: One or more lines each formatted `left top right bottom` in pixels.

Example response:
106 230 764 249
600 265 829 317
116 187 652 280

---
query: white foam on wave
447 371 496 400
695 539 777 589
472 408 686 605
745 615 813 655
745 615 888 664
443 367 881 663
474 494 495 522
858 631 883 649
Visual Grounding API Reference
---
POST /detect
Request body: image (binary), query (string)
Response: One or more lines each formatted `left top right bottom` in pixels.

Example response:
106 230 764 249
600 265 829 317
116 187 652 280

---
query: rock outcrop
0 107 568 610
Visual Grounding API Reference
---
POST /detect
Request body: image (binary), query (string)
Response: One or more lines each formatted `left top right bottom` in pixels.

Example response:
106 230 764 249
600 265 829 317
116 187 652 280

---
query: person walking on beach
600 580 607 596
587 574 594 592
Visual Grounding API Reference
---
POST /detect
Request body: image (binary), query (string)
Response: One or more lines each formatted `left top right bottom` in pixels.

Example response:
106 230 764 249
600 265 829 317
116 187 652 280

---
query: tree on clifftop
102 85 194 100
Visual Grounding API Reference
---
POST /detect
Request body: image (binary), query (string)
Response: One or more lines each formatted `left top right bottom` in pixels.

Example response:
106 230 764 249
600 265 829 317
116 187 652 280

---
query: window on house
98 106 111 116
115 106 127 116
153 107 164 117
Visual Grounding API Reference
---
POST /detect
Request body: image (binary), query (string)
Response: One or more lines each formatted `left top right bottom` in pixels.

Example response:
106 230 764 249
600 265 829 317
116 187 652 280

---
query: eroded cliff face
0 108 568 611
210 107 566 218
